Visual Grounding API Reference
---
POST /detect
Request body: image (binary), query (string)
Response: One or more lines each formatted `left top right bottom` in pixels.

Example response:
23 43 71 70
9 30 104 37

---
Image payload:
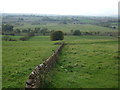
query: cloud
0 0 119 16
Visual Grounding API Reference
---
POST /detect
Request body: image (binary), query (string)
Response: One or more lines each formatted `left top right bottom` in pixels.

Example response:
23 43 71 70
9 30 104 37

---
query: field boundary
25 43 65 88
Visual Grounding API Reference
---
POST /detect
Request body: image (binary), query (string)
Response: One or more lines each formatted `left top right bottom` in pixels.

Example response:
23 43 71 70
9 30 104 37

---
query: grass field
14 23 117 33
2 36 59 88
9 36 23 41
2 36 118 88
45 36 118 88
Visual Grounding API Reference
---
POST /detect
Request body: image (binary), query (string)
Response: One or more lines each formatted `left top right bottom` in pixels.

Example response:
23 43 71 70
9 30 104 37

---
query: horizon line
1 12 118 17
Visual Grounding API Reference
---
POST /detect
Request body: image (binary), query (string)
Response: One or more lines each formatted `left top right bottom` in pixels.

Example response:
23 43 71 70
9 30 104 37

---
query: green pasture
2 35 118 88
14 23 117 33
2 36 58 88
45 36 118 88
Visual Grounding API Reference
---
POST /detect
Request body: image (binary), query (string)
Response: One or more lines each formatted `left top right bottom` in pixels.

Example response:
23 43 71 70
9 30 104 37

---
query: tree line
2 24 117 37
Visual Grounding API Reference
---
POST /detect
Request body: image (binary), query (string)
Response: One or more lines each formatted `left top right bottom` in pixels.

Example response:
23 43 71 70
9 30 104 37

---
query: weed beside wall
25 43 65 88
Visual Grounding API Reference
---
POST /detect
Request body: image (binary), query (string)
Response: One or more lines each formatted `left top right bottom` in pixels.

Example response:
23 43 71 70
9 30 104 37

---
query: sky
0 0 119 16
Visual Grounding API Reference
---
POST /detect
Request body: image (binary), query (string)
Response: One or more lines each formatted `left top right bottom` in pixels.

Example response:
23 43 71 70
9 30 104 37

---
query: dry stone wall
25 43 65 88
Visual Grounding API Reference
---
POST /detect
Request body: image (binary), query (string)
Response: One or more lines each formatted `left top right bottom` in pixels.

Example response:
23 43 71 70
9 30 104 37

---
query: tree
73 30 81 36
70 29 73 33
2 24 13 32
41 28 48 35
15 29 21 33
34 27 41 33
63 20 67 24
22 29 28 33
50 31 64 41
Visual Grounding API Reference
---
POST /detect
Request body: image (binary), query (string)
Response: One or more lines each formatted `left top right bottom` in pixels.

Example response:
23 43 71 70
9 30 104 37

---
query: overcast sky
0 0 119 16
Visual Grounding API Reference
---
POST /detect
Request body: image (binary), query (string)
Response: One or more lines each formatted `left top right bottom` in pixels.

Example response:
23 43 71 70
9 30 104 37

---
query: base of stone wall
25 43 65 88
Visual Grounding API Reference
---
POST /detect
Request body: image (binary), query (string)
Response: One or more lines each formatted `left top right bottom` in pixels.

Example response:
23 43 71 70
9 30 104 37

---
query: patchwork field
2 36 119 88
45 36 119 88
14 23 117 33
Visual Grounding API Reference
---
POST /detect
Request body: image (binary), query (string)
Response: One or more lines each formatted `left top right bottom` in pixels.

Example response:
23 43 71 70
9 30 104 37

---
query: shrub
50 31 64 41
20 33 35 41
20 37 28 41
27 32 35 37
2 35 17 41
2 35 11 41
9 38 17 41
